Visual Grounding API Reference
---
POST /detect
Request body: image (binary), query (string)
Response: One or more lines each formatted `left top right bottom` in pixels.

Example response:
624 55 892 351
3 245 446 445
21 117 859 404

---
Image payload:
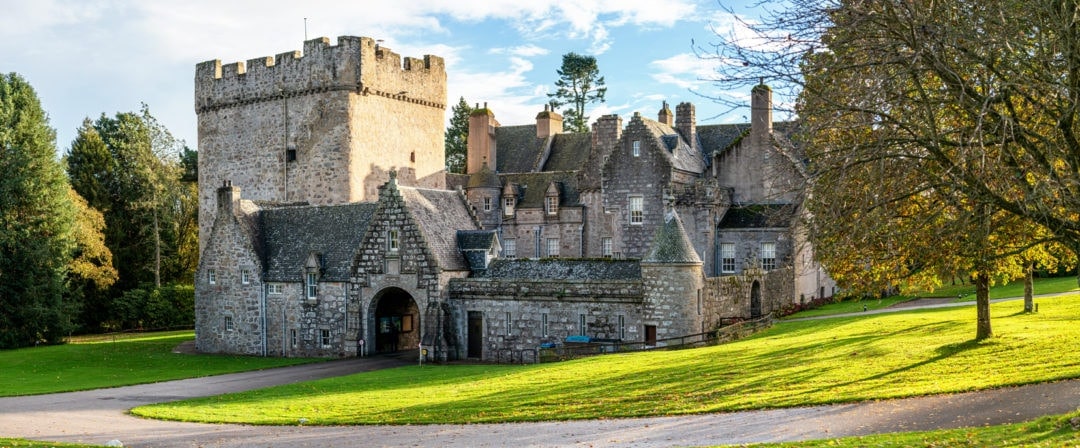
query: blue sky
1 0 773 152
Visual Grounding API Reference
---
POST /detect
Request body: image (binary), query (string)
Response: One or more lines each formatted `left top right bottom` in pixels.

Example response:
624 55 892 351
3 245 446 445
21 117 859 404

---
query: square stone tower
195 36 447 251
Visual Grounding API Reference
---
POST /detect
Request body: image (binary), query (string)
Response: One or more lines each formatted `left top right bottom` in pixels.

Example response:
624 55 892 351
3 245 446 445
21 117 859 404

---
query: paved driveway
2 354 1079 448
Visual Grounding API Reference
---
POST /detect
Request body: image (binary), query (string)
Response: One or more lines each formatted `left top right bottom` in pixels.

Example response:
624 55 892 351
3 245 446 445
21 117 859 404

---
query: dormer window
632 140 641 157
546 196 558 215
306 272 318 299
503 196 515 216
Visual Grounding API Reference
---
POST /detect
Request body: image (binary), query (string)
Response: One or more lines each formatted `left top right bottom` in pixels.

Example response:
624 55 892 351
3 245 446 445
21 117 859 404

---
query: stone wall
602 115 674 259
264 281 353 358
196 36 447 252
641 262 705 338
701 267 796 326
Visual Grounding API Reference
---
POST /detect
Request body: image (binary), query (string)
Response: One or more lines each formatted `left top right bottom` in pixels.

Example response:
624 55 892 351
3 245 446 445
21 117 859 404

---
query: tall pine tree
0 73 77 347
444 97 471 174
547 53 606 133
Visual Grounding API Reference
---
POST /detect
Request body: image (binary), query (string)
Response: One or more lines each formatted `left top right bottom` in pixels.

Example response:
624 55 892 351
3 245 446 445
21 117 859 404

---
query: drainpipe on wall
261 282 268 357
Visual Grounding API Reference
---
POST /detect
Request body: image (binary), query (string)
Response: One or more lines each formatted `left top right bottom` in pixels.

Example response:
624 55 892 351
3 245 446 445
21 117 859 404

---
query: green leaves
548 52 607 133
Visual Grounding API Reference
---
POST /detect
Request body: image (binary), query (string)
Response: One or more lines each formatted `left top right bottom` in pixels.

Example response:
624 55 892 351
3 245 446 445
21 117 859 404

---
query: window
545 196 558 215
601 237 613 258
268 283 283 294
224 316 234 331
320 329 331 347
697 289 703 315
720 242 736 273
505 312 512 335
578 314 587 336
546 238 560 258
241 269 251 285
207 269 216 285
290 329 297 348
542 313 548 337
761 242 777 271
503 197 515 216
306 273 318 299
629 196 644 225
387 229 399 252
503 239 516 258
618 315 626 340
483 197 492 212
632 140 641 157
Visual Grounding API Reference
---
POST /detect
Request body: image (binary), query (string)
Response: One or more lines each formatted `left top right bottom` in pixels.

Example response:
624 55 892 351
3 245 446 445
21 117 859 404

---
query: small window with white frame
546 238 560 258
207 269 216 285
387 229 400 252
632 140 641 157
545 196 558 215
601 237 613 258
320 329 331 347
268 283 283 294
306 272 318 299
503 239 517 258
241 269 251 285
505 312 512 335
503 196 515 216
629 196 644 225
720 242 736 273
542 313 549 337
483 197 492 212
578 313 587 335
224 315 234 332
761 242 777 271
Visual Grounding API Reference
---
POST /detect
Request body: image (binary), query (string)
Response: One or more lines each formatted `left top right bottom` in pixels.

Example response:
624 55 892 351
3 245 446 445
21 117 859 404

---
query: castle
194 36 835 362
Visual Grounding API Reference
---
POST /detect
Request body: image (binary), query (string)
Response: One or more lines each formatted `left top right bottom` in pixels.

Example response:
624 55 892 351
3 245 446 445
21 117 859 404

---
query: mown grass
734 410 1080 447
0 331 322 397
0 438 100 448
133 294 1080 425
787 275 1080 319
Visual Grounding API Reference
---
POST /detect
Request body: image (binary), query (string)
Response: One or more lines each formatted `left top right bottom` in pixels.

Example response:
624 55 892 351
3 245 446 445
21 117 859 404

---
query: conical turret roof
643 209 702 264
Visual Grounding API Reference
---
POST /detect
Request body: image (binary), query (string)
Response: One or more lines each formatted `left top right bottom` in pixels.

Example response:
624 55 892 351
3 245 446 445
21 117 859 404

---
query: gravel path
3 295 1078 447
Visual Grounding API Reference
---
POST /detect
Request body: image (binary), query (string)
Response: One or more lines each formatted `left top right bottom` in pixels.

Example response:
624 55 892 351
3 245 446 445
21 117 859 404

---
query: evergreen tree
444 97 471 174
0 73 77 347
547 53 607 133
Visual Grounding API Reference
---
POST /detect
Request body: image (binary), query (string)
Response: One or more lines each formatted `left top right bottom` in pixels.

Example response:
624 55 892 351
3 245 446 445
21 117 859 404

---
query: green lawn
132 293 1080 425
786 275 1080 319
735 410 1080 447
0 331 322 396
0 438 101 448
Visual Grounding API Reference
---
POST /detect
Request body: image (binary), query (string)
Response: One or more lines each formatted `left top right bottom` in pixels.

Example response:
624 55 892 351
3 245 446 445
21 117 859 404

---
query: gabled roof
639 117 706 174
260 202 378 282
498 171 581 208
398 186 479 272
697 123 750 156
495 125 544 173
457 230 499 273
643 210 702 264
542 133 592 172
717 204 797 229
477 259 642 280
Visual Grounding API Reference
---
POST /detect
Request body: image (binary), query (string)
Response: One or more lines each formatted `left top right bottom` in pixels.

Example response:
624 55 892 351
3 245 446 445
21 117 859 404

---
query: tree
0 73 77 348
66 187 118 332
444 97 471 174
548 52 607 133
704 0 1080 340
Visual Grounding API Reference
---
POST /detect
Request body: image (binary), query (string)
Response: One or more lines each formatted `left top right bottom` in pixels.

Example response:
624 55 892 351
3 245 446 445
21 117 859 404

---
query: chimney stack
536 104 563 139
467 102 499 174
658 101 673 126
217 180 240 215
750 82 773 149
675 102 697 152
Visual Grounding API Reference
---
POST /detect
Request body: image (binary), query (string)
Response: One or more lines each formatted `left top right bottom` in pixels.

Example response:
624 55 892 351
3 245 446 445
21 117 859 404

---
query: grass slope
0 331 321 396
133 294 1080 425
0 438 101 448
787 275 1080 319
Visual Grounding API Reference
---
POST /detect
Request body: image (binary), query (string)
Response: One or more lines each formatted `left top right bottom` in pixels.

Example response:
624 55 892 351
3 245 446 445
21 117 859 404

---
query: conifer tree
0 73 77 347
548 52 606 133
445 97 471 174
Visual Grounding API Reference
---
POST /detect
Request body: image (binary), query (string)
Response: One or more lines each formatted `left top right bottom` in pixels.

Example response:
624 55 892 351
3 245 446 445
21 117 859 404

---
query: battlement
195 36 446 113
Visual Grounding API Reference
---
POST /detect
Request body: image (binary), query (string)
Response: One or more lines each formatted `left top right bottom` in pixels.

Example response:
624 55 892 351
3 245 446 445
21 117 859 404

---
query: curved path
3 295 1079 448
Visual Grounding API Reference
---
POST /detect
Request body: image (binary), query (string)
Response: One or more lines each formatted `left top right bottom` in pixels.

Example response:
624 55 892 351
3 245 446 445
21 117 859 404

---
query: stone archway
750 280 762 318
371 287 420 354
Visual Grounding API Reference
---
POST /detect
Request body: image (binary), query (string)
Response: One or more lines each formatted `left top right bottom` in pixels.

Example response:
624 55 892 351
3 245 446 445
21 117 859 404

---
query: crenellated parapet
195 36 446 113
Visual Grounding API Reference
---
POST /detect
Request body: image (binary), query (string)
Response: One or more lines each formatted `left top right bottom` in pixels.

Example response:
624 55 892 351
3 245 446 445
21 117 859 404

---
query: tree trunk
975 271 992 341
153 205 161 288
1024 261 1034 313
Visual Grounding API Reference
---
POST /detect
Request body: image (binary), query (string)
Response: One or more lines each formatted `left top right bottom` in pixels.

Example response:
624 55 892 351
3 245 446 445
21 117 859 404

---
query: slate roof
643 210 702 264
542 133 592 172
499 171 581 208
260 202 378 282
697 123 749 156
477 259 642 280
640 117 707 174
457 230 499 273
398 186 478 272
717 204 797 229
466 163 500 189
495 125 544 173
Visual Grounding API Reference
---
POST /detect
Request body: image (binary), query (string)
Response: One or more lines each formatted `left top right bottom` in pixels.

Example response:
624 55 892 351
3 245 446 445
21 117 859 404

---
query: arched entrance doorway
750 280 762 318
372 287 420 354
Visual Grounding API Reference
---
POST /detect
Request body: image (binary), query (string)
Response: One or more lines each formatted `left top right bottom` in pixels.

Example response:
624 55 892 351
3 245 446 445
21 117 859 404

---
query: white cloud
649 53 722 89
488 44 550 57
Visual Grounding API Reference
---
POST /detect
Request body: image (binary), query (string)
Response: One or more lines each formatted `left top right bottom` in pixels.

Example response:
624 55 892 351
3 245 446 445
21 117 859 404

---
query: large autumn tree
704 0 1080 339
0 73 78 347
